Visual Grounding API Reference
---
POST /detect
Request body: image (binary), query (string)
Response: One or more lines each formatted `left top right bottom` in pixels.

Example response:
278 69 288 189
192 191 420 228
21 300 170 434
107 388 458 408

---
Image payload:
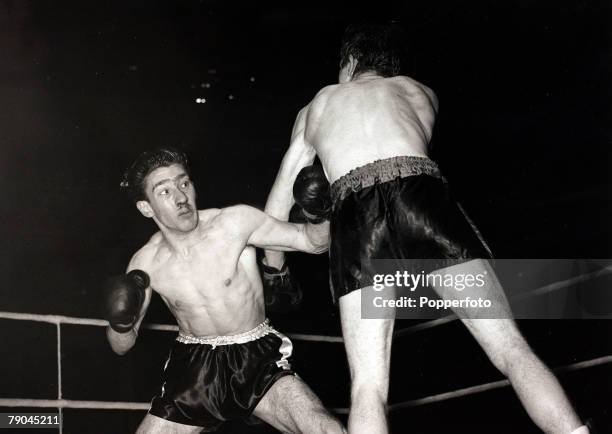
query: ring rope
0 311 343 342
0 399 150 410
1 354 610 414
388 354 612 411
56 323 63 434
1 263 609 343
394 264 612 339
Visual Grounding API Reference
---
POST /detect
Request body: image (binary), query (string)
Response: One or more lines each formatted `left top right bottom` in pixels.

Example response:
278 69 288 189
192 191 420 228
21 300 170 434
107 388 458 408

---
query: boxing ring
1 264 611 433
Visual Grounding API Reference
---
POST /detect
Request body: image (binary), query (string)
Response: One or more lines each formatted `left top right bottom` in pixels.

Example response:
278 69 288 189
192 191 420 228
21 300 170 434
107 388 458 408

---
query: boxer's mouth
178 206 193 217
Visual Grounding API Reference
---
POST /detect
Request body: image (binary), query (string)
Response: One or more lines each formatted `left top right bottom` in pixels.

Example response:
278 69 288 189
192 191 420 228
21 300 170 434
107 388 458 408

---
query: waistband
330 156 442 204
176 319 273 347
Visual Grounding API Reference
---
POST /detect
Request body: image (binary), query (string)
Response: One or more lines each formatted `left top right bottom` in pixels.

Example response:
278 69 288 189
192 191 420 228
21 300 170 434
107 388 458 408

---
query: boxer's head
339 22 403 83
121 148 198 232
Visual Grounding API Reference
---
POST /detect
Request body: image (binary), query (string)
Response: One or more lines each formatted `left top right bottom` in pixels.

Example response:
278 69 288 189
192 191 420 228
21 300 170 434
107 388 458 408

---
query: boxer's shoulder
128 235 161 273
311 84 341 104
214 205 254 228
194 205 255 244
305 84 341 120
198 208 221 221
391 76 438 107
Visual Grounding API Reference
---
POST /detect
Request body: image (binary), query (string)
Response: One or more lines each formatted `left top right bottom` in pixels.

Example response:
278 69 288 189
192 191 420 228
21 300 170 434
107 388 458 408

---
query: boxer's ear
136 200 154 218
347 55 358 80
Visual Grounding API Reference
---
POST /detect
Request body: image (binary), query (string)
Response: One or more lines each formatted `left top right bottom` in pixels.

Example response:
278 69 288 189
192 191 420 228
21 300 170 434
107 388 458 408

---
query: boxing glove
292 165 331 224
104 269 149 333
260 258 303 312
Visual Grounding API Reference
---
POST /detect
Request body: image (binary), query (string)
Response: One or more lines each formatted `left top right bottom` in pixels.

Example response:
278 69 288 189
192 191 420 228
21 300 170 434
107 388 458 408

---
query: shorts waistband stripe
330 156 442 204
176 319 272 346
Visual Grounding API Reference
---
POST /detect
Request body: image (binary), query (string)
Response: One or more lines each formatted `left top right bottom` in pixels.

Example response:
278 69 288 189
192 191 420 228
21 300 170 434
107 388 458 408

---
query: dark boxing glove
288 203 308 224
260 258 303 312
292 165 331 224
104 269 149 333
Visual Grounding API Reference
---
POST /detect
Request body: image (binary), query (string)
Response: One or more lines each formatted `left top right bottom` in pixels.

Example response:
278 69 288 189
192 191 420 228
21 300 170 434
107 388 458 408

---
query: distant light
128 65 138 71
249 76 256 82
208 68 217 75
201 82 211 88
195 98 206 103
228 94 235 100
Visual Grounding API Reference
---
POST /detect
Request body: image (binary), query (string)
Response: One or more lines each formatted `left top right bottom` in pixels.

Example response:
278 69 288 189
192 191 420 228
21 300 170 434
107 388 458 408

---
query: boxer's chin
175 212 198 232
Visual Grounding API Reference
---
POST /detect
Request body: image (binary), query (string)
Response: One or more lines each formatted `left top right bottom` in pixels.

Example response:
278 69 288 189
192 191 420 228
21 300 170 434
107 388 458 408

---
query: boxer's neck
352 71 382 81
160 220 202 257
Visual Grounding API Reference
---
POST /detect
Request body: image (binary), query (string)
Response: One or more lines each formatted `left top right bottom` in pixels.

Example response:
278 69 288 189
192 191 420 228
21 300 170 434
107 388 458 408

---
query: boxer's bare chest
147 223 249 310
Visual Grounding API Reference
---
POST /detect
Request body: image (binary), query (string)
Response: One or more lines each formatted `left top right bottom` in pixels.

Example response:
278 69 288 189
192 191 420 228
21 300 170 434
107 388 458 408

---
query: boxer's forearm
303 221 330 254
264 176 295 267
264 105 314 267
264 173 295 221
265 250 286 269
106 325 138 355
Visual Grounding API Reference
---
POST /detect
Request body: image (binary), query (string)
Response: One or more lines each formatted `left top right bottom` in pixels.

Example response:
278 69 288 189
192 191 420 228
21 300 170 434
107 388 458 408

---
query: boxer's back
306 75 437 183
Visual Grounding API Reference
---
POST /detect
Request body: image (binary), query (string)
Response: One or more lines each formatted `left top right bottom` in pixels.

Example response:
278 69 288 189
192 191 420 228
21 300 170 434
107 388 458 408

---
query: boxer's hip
149 319 295 428
330 155 442 205
328 156 492 303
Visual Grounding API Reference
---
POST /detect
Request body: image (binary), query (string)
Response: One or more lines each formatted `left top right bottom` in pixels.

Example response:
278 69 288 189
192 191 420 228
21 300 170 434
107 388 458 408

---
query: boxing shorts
329 155 492 303
149 319 295 430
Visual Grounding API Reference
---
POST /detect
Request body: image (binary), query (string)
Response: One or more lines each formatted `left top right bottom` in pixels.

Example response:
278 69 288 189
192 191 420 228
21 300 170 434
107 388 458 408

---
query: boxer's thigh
430 258 512 319
252 374 336 433
339 288 394 386
136 414 207 434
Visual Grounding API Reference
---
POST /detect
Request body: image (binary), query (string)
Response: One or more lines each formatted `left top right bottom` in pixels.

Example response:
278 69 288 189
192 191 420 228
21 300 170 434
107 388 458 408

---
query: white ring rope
0 265 609 419
0 311 343 342
1 354 610 414
0 399 150 410
389 354 612 411
394 264 612 339
1 263 609 343
56 323 63 434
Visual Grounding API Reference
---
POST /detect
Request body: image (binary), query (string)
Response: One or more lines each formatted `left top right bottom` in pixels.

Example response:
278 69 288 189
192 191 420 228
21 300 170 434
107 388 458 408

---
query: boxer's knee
314 409 347 434
350 376 389 406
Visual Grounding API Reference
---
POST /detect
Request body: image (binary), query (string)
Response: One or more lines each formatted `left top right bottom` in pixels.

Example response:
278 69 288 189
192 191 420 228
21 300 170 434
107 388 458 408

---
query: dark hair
339 22 403 78
120 147 190 202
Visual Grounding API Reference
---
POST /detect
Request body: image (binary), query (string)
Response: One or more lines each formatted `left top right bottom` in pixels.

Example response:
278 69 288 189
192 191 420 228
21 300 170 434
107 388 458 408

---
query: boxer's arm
225 205 328 254
264 106 316 266
106 257 153 356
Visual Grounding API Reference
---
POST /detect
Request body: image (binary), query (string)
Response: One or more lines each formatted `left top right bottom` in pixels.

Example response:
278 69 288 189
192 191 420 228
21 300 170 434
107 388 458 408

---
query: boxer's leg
136 414 205 434
252 375 346 434
339 289 394 434
432 259 585 434
464 317 584 433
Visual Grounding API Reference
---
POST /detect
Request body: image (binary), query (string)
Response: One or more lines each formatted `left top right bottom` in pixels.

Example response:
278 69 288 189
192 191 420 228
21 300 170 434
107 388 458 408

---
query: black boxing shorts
329 156 493 303
149 319 295 431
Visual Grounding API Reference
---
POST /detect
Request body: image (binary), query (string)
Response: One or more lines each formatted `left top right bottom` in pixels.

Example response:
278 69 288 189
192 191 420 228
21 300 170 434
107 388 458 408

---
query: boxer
105 148 345 434
264 23 589 434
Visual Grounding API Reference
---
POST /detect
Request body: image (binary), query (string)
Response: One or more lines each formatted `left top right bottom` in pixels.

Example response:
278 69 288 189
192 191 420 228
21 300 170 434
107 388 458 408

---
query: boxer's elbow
310 242 329 255
304 222 330 254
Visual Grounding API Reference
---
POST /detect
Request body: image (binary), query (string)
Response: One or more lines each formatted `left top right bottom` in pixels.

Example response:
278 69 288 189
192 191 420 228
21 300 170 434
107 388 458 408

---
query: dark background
0 1 610 433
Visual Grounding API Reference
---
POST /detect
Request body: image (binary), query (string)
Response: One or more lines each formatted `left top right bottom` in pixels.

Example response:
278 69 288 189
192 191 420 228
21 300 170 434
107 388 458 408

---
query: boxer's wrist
302 209 328 224
261 257 288 277
304 220 330 254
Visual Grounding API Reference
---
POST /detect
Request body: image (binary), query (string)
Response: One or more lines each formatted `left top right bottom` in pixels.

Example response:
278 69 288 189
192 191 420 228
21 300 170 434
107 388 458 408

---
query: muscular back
132 209 265 337
305 75 438 183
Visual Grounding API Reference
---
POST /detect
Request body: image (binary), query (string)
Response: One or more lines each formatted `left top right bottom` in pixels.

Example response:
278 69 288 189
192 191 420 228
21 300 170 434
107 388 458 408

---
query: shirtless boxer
264 23 589 434
105 148 345 434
